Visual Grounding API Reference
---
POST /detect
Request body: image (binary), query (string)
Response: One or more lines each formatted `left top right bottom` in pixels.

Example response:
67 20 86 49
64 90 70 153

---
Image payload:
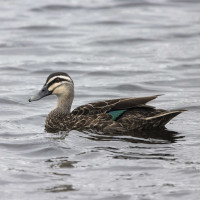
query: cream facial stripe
48 82 66 92
46 75 71 85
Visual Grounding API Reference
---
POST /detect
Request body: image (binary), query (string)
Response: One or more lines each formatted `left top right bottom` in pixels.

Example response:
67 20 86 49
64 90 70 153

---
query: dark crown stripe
45 72 71 84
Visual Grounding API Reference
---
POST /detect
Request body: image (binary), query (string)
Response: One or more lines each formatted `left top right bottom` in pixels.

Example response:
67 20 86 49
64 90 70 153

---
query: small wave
84 20 133 26
110 84 156 92
90 38 158 46
19 25 63 31
31 4 85 12
87 71 119 76
0 98 23 105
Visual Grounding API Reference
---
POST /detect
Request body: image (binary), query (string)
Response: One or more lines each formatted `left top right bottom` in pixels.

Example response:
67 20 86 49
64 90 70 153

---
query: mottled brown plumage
29 72 185 134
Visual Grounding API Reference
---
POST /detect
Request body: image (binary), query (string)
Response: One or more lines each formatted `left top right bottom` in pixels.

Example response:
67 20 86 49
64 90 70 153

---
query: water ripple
0 0 200 199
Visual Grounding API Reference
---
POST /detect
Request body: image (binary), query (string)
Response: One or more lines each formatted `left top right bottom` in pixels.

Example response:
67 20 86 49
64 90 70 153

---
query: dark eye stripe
47 78 70 87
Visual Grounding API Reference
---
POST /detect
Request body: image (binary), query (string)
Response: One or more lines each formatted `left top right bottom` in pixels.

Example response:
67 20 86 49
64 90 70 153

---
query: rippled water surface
0 0 200 199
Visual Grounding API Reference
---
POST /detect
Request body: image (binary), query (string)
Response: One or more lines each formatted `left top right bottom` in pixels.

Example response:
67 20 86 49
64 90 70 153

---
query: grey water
0 0 200 199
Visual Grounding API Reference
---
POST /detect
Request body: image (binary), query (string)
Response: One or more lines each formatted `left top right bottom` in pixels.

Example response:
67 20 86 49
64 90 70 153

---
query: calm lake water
0 0 200 199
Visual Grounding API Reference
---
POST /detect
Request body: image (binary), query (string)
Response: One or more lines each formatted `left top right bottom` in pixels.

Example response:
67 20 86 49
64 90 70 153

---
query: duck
29 72 185 133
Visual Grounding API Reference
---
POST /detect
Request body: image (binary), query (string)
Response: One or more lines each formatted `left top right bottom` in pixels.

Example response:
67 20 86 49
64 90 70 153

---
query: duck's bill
29 85 51 102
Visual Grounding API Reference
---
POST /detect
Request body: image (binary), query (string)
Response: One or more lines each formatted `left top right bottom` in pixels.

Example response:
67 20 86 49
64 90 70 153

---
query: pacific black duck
29 72 185 133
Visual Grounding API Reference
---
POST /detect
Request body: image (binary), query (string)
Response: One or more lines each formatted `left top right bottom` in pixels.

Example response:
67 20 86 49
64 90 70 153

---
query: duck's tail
145 110 186 128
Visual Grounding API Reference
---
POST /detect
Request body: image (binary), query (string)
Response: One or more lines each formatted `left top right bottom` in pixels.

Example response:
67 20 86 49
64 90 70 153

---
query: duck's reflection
83 128 184 144
48 128 184 163
46 184 75 193
44 157 77 193
52 128 184 144
46 157 78 168
83 129 183 161
44 128 183 194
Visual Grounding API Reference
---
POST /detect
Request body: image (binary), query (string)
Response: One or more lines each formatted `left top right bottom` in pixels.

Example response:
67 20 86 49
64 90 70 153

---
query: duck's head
29 72 74 102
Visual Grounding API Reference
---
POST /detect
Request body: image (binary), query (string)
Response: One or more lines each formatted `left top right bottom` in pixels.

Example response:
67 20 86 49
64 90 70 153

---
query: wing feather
71 95 160 116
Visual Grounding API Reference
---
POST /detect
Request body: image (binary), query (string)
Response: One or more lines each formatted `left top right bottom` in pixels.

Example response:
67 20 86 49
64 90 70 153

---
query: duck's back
45 95 184 133
69 95 184 133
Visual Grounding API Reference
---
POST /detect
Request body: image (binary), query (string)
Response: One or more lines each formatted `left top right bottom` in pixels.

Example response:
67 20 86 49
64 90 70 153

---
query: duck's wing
71 95 160 116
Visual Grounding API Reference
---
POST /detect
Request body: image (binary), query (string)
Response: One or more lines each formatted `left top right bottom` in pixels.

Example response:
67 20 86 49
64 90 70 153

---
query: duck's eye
55 78 61 82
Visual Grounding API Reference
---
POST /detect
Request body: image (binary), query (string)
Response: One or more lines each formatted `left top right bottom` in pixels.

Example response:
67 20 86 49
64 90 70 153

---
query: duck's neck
56 93 74 114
